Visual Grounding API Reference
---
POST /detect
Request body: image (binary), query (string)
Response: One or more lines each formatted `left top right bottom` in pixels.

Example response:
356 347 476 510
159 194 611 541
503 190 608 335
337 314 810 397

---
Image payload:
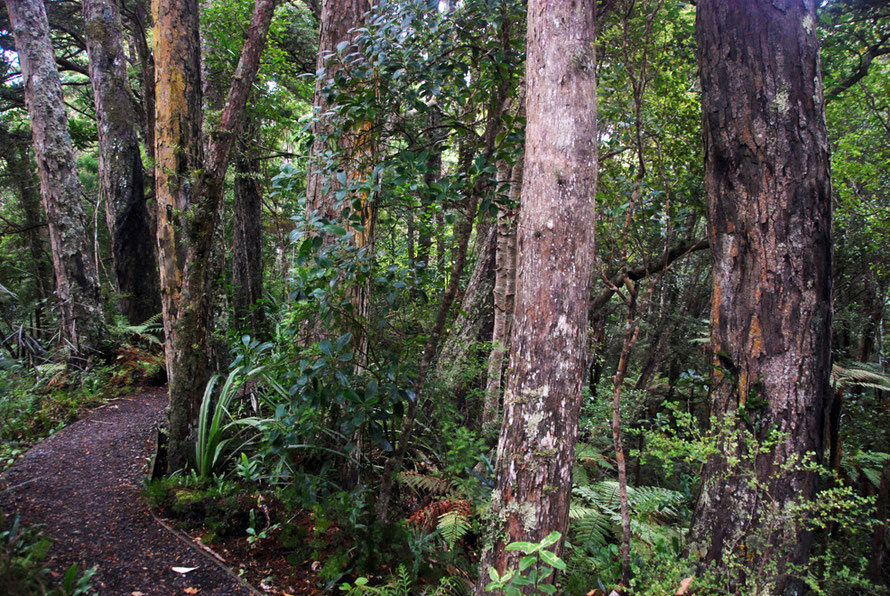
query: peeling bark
689 1 833 591
5 0 107 365
478 0 597 587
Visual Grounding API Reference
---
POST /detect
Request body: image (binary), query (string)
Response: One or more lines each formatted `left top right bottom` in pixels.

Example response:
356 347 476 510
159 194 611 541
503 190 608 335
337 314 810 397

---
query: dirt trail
0 388 255 595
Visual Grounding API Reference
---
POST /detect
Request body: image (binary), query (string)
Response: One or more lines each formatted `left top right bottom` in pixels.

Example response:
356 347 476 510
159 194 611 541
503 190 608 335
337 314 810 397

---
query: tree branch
825 35 890 103
589 237 709 313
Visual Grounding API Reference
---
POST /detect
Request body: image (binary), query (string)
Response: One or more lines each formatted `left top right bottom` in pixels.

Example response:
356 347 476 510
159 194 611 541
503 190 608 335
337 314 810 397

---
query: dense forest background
1 0 889 594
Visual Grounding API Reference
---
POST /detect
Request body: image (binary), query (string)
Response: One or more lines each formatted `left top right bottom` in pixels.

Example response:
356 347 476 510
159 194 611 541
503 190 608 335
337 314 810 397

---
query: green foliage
195 366 261 480
486 531 566 596
339 565 413 595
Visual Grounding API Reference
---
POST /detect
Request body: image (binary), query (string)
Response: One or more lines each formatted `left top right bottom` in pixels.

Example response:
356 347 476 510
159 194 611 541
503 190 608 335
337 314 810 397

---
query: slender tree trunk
435 221 497 398
376 11 515 518
6 0 107 366
83 0 161 325
232 131 268 338
154 0 276 472
482 157 521 431
477 0 597 588
0 135 53 303
869 458 890 584
417 109 442 272
689 1 833 592
304 0 367 223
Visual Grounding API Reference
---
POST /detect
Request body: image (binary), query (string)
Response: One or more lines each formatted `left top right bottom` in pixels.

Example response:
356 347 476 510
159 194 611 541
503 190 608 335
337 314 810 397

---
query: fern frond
399 471 460 497
832 363 890 391
437 508 471 551
430 575 472 595
408 498 471 529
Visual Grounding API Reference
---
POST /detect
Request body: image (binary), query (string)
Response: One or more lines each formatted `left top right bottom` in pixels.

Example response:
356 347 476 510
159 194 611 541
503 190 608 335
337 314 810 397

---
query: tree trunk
688 1 833 592
482 157 521 431
304 0 367 223
0 133 53 304
478 0 597 587
83 0 161 325
232 132 268 338
5 0 107 366
154 0 275 472
435 221 497 405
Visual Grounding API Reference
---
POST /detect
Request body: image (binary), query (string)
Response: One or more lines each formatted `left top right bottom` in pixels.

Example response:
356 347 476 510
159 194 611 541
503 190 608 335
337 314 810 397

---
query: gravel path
0 388 255 595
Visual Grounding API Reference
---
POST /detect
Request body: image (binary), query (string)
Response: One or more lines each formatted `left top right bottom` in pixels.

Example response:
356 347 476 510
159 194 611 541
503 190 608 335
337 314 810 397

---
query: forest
0 0 888 594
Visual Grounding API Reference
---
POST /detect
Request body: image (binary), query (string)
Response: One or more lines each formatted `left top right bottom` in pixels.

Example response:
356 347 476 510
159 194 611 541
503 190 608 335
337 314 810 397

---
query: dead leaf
184 588 199 594
172 566 198 574
675 577 693 595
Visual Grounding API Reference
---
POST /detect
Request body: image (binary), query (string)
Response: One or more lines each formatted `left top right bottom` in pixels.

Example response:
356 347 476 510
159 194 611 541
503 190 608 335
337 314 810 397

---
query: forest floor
0 388 258 595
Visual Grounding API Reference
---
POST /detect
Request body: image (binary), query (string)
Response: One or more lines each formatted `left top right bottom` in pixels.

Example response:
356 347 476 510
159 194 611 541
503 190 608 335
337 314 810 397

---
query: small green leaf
505 541 538 553
539 549 567 570
519 555 537 571
539 583 557 594
539 531 561 548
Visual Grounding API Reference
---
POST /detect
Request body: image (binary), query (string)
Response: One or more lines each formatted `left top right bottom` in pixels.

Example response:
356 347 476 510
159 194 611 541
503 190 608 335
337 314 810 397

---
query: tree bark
233 131 268 338
688 1 833 592
83 0 161 325
478 0 597 588
481 157 521 431
304 0 367 223
0 132 53 304
154 0 276 472
5 0 107 366
435 221 497 406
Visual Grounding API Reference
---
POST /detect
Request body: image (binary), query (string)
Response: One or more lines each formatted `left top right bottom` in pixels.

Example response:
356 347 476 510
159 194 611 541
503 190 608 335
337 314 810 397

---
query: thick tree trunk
153 0 209 473
233 134 268 338
6 0 107 366
154 0 276 472
478 0 597 587
83 0 161 325
689 1 833 592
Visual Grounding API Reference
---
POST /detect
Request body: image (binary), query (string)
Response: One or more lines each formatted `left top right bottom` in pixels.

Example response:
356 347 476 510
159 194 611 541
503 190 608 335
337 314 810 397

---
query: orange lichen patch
711 283 722 330
748 316 764 357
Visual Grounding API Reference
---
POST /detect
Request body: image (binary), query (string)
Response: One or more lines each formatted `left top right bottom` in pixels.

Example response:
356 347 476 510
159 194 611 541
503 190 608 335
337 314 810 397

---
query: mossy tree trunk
153 0 276 472
477 0 598 587
5 0 108 367
688 1 833 591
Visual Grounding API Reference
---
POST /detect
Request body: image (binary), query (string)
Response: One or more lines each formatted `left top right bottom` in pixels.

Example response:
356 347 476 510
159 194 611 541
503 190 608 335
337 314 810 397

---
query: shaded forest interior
1 0 890 594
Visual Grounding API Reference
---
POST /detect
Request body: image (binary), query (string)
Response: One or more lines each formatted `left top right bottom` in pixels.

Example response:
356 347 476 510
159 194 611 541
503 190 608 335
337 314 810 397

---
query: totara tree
5 0 107 366
688 0 833 591
478 0 598 587
82 0 161 325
